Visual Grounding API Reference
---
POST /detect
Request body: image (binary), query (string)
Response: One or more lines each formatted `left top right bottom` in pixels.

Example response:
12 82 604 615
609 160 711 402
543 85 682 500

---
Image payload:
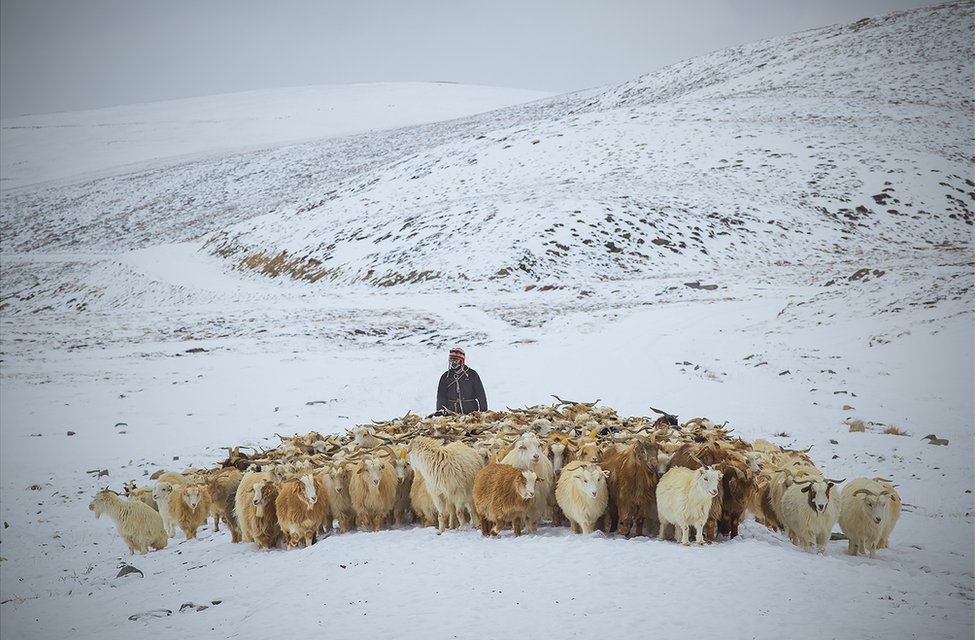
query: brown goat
716 457 754 539
207 468 242 535
251 479 282 549
600 438 659 537
473 463 538 537
276 474 329 548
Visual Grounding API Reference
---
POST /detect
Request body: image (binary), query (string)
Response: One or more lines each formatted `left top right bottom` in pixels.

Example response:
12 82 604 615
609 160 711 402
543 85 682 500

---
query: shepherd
436 347 488 415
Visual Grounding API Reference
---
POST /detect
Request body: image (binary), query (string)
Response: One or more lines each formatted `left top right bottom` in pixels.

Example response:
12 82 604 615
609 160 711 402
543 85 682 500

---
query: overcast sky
0 0 947 118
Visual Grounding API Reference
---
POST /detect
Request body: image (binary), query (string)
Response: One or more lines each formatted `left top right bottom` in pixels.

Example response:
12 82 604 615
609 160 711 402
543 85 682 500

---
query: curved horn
852 488 877 497
825 478 846 484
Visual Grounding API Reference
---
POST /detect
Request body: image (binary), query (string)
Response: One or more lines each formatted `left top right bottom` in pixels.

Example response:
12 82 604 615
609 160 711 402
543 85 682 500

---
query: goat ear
800 484 811 493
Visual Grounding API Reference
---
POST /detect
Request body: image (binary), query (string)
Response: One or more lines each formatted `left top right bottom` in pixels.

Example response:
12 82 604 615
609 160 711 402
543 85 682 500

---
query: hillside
202 1 973 288
0 82 553 191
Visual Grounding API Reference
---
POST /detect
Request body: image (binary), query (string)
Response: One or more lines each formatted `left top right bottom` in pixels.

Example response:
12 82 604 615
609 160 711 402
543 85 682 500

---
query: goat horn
872 477 894 483
825 478 846 484
852 488 877 497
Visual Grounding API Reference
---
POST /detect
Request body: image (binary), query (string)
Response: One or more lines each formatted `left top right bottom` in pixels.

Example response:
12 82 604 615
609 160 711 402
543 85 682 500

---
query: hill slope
200 1 973 288
0 82 553 191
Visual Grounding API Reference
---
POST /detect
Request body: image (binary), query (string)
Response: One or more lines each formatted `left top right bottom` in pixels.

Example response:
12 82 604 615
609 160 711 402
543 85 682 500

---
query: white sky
0 0 948 118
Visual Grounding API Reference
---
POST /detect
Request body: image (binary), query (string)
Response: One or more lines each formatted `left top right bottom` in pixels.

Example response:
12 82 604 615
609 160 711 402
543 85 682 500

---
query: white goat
838 478 899 558
89 489 168 554
408 436 483 534
555 461 609 534
152 481 177 538
780 476 844 554
656 465 722 545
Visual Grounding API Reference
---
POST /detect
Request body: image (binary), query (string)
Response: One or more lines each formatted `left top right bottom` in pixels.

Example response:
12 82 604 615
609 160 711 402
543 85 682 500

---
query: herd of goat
88 400 901 559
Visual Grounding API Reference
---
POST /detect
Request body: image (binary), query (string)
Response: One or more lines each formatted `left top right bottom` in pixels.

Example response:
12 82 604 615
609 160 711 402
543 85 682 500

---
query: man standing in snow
435 347 488 415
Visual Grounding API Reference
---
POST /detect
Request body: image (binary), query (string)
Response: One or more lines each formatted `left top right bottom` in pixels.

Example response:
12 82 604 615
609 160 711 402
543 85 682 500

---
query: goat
656 465 722 545
410 472 439 528
391 449 414 526
234 470 281 548
206 468 242 535
152 481 178 538
500 433 554 533
408 436 483 534
555 461 609 534
324 463 357 533
601 437 659 537
780 476 844 554
349 455 398 531
838 478 899 558
168 483 213 540
89 489 167 554
276 473 329 548
473 463 538 536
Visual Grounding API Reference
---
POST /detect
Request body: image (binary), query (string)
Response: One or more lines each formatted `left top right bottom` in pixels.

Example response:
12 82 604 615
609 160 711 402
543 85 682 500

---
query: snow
0 2 973 639
0 82 553 191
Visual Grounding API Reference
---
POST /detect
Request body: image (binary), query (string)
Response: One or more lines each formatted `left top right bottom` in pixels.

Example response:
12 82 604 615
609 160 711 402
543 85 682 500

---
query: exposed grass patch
882 426 910 436
848 419 866 432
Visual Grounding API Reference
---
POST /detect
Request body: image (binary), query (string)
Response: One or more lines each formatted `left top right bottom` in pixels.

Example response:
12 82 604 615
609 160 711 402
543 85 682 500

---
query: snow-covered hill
0 82 553 191
0 3 973 640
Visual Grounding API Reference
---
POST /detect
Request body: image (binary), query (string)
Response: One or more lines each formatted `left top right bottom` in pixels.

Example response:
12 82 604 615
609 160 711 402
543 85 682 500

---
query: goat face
518 471 538 500
152 482 173 504
857 491 889 525
513 435 542 465
360 459 385 488
330 466 352 494
393 458 410 484
184 486 204 510
801 480 835 513
88 496 104 518
575 465 605 498
577 442 601 464
550 443 567 469
697 467 722 498
352 426 375 447
252 481 269 510
300 474 317 505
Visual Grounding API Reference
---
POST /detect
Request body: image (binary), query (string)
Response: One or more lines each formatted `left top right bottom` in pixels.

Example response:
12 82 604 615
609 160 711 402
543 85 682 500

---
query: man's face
449 356 462 369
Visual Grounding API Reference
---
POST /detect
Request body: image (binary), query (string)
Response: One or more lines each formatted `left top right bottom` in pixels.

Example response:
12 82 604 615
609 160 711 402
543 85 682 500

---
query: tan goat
169 483 213 540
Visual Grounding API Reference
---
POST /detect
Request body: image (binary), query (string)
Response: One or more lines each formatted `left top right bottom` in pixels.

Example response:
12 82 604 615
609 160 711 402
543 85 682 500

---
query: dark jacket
436 366 487 415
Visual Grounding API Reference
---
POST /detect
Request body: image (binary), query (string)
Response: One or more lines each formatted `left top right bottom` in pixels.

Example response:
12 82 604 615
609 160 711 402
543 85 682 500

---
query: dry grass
848 419 866 432
882 426 910 436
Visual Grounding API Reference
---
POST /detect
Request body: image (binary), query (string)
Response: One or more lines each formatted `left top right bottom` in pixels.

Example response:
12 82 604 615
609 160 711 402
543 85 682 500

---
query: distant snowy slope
0 83 553 190
0 2 971 294
200 1 972 288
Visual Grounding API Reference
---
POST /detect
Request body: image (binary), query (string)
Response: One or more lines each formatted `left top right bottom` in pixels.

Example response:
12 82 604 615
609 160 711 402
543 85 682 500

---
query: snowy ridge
0 82 553 191
198 0 973 288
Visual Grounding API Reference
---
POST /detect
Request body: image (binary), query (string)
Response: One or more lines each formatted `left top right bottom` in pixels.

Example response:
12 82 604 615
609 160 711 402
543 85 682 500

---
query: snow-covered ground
0 2 973 639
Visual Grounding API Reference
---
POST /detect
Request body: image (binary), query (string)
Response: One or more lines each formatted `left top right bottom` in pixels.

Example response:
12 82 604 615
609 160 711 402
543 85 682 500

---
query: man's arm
436 373 448 413
472 371 487 412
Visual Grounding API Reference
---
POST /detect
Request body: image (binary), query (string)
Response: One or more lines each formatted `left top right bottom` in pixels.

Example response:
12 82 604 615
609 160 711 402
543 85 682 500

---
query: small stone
67 431 76 436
